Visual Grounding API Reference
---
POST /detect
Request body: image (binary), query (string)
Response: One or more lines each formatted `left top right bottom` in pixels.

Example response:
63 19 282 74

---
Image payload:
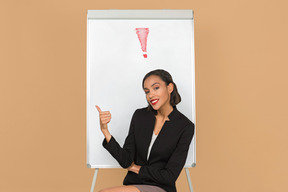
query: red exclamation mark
136 28 149 58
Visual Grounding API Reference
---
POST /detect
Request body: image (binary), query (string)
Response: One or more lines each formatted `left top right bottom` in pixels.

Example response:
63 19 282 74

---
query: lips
150 99 159 105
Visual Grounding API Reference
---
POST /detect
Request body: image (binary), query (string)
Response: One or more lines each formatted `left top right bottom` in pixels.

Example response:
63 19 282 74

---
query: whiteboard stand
185 168 194 192
90 168 98 192
90 167 195 192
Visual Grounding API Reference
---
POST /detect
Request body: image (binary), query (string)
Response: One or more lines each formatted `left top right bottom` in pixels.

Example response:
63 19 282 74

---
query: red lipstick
151 99 159 105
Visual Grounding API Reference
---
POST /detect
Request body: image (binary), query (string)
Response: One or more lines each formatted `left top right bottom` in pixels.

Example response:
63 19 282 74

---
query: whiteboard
86 10 196 168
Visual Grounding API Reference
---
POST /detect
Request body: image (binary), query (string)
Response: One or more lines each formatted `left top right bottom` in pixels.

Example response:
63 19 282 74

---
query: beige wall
1 0 287 191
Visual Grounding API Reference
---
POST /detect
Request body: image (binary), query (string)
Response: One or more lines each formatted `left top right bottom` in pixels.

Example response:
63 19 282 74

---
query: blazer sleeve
138 123 194 185
102 109 138 168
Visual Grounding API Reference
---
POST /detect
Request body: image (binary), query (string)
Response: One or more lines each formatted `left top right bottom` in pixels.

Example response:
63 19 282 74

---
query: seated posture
96 69 195 192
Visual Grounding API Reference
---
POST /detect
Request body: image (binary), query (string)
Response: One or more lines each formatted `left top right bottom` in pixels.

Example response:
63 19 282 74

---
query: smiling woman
96 69 195 192
142 69 181 114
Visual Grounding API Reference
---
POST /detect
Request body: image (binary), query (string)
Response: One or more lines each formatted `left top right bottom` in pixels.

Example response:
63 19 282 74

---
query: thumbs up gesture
95 105 111 132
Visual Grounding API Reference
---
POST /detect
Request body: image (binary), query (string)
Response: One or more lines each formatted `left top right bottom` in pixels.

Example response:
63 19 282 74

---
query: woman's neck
156 105 173 121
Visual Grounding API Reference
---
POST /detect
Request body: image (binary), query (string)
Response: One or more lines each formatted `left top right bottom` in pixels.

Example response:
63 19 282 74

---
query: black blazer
102 105 195 192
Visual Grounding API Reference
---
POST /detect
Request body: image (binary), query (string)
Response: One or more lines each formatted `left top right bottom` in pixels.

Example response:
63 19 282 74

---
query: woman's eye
145 87 159 94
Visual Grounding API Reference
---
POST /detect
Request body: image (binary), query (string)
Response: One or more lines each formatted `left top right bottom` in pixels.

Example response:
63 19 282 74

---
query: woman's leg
99 185 140 192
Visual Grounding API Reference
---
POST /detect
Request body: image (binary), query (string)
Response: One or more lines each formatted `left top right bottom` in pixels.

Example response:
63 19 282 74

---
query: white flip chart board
86 10 196 168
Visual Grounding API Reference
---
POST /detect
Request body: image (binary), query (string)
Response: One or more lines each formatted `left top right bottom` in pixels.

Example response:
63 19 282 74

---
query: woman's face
143 75 173 111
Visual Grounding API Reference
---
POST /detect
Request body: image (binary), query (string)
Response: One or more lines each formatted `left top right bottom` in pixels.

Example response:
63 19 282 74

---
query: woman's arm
137 123 194 185
102 109 138 168
101 129 112 143
127 162 141 174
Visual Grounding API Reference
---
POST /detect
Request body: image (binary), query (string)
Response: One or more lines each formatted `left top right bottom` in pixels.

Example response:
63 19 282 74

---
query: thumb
95 105 102 113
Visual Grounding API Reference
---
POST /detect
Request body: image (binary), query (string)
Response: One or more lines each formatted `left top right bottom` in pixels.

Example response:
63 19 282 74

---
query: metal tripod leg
185 168 194 192
90 168 99 192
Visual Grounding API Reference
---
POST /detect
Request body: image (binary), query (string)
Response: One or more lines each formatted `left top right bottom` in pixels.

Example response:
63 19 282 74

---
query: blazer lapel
138 111 155 164
145 106 179 163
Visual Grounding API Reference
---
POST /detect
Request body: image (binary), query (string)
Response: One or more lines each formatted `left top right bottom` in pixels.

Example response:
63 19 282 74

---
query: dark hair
142 69 181 111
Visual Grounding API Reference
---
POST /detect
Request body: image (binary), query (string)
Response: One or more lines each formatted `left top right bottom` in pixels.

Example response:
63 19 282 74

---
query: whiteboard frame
87 9 193 20
86 9 196 168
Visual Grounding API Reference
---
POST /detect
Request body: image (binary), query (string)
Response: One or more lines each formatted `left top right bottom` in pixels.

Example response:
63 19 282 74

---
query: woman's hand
95 105 112 142
127 162 141 174
95 105 111 131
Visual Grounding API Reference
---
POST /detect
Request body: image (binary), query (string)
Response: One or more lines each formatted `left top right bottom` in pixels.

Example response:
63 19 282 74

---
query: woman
96 69 194 192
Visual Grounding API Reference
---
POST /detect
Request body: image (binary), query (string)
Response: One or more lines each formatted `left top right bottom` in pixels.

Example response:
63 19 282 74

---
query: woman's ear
168 83 174 93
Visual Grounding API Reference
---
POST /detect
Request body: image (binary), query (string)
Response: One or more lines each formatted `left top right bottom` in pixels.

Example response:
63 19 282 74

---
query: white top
147 132 158 160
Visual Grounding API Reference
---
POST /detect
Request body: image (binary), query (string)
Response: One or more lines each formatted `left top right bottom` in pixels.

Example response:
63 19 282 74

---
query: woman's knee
98 187 115 192
98 188 110 192
98 189 108 192
98 186 139 192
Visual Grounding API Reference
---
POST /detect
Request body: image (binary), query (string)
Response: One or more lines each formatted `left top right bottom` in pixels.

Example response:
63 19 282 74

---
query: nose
147 92 154 99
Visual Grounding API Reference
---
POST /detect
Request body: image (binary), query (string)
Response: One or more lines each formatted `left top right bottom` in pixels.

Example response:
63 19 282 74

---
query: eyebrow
144 83 160 90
